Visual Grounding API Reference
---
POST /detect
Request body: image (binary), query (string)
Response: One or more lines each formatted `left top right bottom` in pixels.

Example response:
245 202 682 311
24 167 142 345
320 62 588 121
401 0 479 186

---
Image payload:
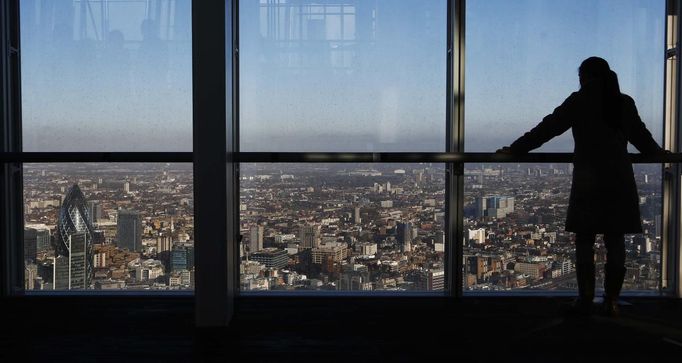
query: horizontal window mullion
235 152 682 164
0 152 193 163
3 152 680 164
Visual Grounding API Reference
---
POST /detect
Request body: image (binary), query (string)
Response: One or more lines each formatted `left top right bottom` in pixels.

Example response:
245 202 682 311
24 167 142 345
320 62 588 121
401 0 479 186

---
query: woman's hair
579 57 622 129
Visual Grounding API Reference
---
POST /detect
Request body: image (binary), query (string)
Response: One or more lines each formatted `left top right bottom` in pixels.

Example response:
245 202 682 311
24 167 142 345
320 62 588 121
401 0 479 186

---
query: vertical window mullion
1 0 22 297
446 0 466 298
663 0 682 297
193 0 230 326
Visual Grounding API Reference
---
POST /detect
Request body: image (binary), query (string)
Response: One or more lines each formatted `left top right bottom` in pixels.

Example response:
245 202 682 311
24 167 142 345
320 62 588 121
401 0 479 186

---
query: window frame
0 0 680 327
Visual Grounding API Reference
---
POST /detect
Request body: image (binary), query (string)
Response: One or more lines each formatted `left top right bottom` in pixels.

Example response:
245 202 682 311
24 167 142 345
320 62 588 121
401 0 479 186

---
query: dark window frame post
193 0 232 326
1 0 23 297
446 0 466 298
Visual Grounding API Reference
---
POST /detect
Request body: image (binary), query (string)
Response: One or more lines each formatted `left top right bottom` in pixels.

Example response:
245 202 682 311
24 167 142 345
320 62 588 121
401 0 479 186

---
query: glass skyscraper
55 184 95 289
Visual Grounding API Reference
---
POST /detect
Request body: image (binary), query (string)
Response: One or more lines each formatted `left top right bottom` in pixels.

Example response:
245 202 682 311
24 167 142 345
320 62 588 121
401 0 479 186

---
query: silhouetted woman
498 57 664 316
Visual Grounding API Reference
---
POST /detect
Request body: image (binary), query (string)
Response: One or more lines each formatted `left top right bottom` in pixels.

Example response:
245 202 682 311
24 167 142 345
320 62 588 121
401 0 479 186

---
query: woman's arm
623 96 663 154
506 93 576 153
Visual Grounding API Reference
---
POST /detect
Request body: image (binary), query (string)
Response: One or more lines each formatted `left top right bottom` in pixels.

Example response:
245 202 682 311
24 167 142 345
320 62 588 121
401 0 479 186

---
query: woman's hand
496 146 512 154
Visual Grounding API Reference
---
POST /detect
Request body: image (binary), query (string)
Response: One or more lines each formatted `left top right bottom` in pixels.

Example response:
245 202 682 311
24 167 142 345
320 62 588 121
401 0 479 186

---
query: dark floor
2 296 682 362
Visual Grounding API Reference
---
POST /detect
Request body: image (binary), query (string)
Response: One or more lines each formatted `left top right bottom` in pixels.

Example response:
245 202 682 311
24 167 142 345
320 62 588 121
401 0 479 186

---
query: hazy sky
20 0 664 152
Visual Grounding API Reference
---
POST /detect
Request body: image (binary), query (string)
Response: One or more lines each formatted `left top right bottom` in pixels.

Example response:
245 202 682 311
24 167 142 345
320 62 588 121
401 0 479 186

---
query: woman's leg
574 233 596 304
603 233 626 302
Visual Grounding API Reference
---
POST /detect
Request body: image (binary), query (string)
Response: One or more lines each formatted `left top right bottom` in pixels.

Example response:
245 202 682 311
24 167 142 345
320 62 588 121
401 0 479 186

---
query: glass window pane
23 163 194 291
240 163 445 292
463 163 661 292
466 0 665 151
239 1 447 152
20 0 192 151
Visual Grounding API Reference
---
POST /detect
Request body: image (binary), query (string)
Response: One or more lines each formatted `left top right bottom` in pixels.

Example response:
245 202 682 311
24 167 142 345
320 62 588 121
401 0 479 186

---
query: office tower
157 234 172 253
117 209 142 252
185 244 195 270
87 200 103 223
475 196 515 219
55 184 94 289
25 227 51 258
24 227 50 262
300 224 320 249
53 231 88 289
171 244 188 272
397 222 412 252
435 230 445 252
23 229 38 263
353 206 361 224
123 182 130 193
250 225 264 252
25 264 37 290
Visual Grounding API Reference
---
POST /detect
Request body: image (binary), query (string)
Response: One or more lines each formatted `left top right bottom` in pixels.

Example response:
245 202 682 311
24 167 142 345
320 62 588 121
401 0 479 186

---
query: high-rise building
353 206 361 224
475 196 515 218
249 225 264 252
53 231 89 289
185 244 195 270
171 244 188 272
24 227 51 260
117 209 142 252
55 184 95 289
397 222 412 252
25 264 37 290
300 225 320 249
24 228 38 262
157 234 172 253
87 200 103 223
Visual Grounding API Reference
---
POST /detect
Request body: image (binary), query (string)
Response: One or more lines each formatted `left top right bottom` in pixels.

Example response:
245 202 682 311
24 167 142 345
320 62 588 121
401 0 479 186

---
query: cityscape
22 162 661 292
240 162 662 292
23 163 195 290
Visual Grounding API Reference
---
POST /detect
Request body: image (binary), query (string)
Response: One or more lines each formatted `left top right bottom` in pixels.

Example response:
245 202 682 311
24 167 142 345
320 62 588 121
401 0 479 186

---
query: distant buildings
87 200 103 223
467 228 486 245
475 195 515 219
311 242 349 264
249 225 264 252
250 248 288 269
405 269 445 291
300 225 321 249
171 243 195 273
396 222 412 253
117 209 142 252
24 226 50 262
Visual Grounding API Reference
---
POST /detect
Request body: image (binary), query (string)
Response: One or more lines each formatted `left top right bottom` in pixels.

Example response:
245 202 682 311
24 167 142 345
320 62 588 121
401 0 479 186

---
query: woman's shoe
565 297 593 317
601 297 620 318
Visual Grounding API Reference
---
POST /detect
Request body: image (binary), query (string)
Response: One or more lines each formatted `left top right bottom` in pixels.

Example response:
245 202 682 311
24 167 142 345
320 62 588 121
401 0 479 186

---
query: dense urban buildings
239 163 661 292
463 163 661 292
22 162 661 293
23 163 195 290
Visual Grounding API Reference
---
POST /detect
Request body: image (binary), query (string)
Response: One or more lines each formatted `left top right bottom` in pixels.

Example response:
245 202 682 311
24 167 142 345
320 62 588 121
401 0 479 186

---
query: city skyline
22 162 661 292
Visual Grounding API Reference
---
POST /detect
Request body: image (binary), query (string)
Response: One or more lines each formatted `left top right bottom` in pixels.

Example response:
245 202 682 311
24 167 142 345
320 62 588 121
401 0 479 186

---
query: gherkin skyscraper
54 184 95 289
